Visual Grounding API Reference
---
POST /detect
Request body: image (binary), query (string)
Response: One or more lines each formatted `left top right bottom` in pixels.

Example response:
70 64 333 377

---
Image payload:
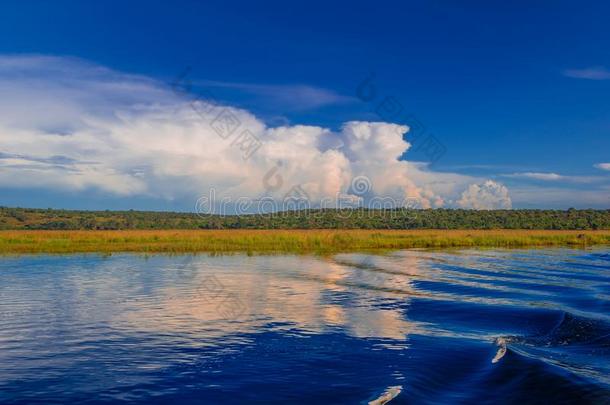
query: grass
0 229 609 255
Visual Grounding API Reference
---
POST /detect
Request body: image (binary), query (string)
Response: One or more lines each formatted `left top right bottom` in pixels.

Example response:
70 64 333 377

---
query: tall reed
1 230 609 254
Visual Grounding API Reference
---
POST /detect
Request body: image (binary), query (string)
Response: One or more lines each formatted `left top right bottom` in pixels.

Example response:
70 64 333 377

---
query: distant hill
1 207 609 230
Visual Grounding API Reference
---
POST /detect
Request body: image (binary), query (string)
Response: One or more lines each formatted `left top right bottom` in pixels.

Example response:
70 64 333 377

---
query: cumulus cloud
0 55 511 211
457 181 512 210
594 163 610 171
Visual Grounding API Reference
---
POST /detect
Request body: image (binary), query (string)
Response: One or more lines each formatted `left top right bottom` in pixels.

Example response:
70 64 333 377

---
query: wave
500 311 610 348
490 311 610 401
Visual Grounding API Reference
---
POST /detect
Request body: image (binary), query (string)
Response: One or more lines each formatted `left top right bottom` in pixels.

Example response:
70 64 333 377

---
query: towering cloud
0 55 511 210
457 181 512 210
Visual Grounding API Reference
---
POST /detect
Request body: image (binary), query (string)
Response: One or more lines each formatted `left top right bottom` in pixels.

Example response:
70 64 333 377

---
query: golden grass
0 229 609 254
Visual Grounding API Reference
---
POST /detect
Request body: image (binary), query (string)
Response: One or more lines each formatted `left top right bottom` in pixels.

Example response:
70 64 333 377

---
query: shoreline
1 229 609 255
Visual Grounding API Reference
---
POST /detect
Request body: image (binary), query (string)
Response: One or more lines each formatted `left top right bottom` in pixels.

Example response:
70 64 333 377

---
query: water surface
1 248 609 404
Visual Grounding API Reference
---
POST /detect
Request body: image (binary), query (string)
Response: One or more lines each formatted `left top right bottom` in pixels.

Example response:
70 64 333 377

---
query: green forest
1 206 609 230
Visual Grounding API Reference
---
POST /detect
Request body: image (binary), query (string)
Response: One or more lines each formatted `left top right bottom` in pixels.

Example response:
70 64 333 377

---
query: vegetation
1 207 608 254
1 229 609 254
1 206 609 230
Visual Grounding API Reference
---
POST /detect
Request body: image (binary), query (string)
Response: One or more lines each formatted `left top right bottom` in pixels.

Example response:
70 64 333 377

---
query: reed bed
0 229 609 254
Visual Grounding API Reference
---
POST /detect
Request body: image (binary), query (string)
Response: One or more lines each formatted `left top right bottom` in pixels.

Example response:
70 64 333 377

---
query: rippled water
1 248 609 404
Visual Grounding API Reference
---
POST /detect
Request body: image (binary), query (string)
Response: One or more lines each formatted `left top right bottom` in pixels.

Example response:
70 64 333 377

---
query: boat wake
497 311 610 349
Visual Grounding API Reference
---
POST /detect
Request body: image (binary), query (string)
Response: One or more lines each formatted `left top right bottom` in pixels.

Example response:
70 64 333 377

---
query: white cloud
457 181 512 210
563 66 610 80
505 172 563 181
503 172 600 183
197 79 356 110
594 163 610 171
0 54 511 210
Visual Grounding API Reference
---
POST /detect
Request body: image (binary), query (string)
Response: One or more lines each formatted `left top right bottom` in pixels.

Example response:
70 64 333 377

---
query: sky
0 0 609 211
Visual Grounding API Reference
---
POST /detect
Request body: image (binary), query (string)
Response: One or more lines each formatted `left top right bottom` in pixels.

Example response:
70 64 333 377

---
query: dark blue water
1 248 609 404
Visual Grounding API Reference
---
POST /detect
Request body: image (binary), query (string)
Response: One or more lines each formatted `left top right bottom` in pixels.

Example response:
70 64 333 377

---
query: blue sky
0 0 609 210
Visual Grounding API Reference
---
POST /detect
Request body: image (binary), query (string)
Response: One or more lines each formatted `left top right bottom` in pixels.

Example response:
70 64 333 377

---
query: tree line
1 206 609 230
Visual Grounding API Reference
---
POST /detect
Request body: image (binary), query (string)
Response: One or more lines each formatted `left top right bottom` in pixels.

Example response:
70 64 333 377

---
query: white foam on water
492 337 507 363
368 385 403 405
